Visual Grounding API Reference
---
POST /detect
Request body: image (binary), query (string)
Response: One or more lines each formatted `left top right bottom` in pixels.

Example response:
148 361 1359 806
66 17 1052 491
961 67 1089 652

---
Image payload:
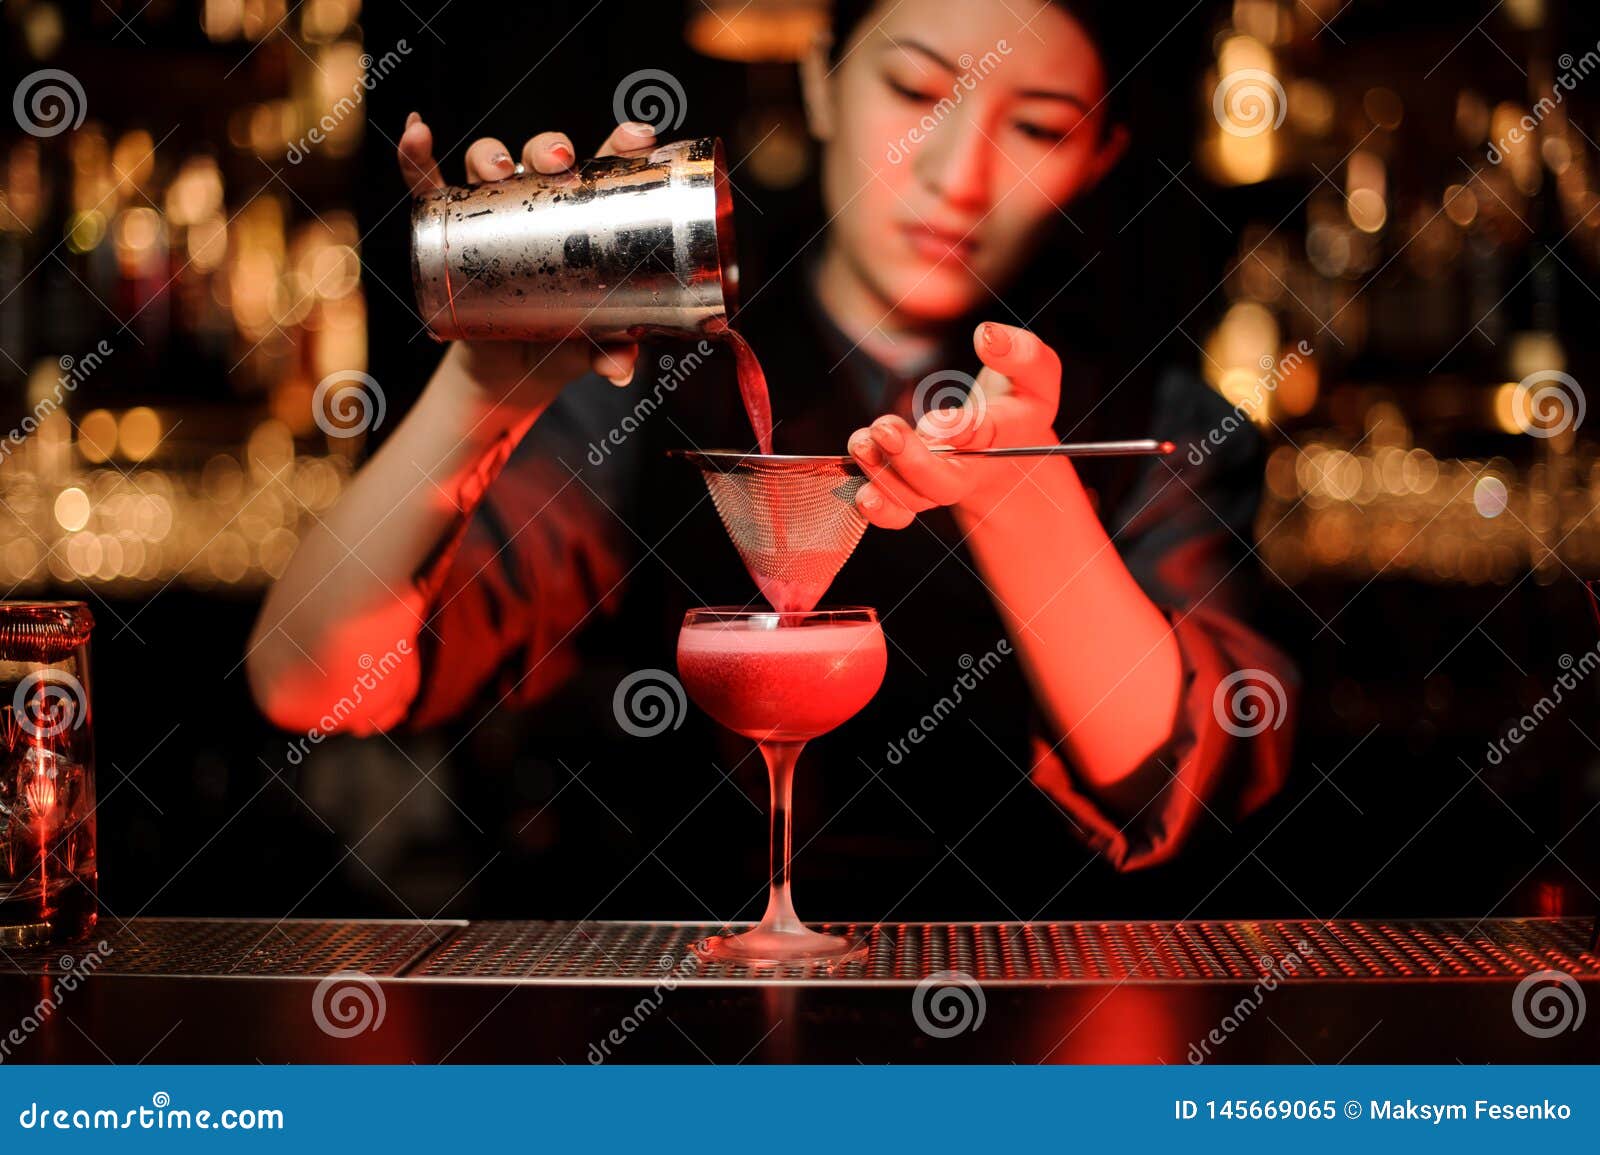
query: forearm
954 458 1183 787
247 346 544 731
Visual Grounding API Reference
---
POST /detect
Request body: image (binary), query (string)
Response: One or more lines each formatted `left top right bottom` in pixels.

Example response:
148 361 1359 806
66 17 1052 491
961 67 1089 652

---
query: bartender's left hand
848 321 1060 528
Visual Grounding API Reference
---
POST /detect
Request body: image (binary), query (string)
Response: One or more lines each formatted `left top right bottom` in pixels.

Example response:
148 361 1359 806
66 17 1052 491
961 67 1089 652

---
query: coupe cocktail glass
677 607 887 964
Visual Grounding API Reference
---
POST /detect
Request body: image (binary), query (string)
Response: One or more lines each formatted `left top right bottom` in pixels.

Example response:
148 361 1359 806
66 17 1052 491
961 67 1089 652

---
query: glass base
692 925 867 967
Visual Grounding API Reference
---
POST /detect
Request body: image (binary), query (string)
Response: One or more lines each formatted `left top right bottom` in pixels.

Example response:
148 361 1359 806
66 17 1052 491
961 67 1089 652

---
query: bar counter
3 918 1597 1063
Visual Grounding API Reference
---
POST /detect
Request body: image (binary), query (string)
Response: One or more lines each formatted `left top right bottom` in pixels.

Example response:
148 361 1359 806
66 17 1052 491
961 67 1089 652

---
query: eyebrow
882 36 1092 112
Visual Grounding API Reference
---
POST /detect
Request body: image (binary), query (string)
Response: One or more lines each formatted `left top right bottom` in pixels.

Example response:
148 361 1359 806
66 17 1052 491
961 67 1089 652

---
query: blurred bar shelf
4 918 1597 1063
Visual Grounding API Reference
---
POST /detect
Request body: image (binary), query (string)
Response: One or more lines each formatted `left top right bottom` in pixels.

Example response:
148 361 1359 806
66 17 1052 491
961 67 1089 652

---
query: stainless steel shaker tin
411 136 739 343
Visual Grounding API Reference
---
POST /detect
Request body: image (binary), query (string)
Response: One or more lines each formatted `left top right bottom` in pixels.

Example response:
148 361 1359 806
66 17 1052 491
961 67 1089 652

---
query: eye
1014 121 1069 145
885 75 940 104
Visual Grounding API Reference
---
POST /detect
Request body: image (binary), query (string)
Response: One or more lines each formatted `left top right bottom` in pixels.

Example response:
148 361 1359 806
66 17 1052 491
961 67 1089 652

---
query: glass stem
756 740 807 936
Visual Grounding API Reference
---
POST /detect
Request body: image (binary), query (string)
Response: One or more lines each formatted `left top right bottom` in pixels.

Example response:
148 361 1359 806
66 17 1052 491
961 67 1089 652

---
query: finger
464 136 517 185
590 342 638 386
397 111 444 196
914 401 997 450
972 321 1061 407
521 131 576 174
860 416 972 507
596 121 657 158
855 481 916 529
848 422 937 514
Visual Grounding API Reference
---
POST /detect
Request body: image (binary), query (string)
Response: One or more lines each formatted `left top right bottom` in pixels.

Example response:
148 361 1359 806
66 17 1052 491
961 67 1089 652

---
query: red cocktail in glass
677 607 886 964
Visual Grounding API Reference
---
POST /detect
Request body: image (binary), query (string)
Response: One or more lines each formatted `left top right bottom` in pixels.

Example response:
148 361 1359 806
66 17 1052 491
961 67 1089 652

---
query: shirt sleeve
1029 368 1299 870
402 379 633 730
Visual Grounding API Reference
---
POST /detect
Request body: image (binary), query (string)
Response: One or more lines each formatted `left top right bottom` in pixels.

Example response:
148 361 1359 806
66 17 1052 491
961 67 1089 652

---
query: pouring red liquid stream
707 320 775 457
708 320 826 612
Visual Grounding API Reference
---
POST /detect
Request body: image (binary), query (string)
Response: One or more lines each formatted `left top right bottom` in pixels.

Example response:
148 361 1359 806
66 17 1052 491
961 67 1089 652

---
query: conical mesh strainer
671 440 1174 612
673 451 869 613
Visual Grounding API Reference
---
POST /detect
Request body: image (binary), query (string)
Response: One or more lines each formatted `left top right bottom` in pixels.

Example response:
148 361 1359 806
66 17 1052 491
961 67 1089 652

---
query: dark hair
827 0 1134 126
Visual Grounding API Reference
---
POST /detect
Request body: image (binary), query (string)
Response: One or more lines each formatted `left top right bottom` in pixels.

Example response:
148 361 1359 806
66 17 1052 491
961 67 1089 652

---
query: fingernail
858 488 882 512
405 111 420 129
550 143 574 166
611 366 634 387
622 121 655 138
872 421 905 454
981 323 1013 356
490 151 513 170
850 435 882 466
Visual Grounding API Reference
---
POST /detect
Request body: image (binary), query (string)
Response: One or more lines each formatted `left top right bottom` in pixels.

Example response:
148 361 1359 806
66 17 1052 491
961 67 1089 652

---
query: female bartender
248 0 1297 918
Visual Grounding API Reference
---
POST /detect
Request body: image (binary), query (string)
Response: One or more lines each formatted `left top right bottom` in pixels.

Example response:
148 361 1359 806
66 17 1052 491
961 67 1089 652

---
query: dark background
1 0 1597 929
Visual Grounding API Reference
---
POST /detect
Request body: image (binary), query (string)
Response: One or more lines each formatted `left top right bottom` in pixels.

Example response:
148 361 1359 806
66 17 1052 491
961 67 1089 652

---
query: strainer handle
935 439 1175 458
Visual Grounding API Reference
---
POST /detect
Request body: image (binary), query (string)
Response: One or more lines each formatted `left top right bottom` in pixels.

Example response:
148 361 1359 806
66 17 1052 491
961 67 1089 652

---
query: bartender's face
812 0 1123 320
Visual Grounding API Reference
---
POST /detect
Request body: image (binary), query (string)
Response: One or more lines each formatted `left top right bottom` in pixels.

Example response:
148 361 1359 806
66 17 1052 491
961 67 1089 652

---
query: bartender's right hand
397 113 654 408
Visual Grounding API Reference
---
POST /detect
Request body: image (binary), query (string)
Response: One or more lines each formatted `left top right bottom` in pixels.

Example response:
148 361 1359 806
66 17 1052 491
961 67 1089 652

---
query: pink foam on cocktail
676 620 886 742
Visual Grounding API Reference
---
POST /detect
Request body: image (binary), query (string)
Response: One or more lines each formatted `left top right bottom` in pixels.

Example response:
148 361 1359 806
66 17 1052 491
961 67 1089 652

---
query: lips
900 222 978 264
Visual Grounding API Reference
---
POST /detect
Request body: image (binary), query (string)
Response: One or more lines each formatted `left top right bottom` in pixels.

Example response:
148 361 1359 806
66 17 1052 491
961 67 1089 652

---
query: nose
911 107 991 212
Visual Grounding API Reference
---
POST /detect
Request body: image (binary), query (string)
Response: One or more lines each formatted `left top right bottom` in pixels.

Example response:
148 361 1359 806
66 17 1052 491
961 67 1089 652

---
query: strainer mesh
697 457 869 612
